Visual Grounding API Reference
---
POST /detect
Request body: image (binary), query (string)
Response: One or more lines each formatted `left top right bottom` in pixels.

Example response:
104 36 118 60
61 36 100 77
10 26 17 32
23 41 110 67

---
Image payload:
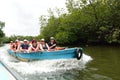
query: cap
15 40 19 42
10 41 13 43
24 39 28 42
41 38 45 41
50 37 54 40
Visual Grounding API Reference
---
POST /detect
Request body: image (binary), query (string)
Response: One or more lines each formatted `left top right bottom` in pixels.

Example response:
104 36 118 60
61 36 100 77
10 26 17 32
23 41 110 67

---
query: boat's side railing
0 60 24 80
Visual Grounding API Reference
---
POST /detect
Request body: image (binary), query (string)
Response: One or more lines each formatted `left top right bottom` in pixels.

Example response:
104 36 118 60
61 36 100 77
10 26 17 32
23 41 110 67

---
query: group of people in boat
9 37 63 52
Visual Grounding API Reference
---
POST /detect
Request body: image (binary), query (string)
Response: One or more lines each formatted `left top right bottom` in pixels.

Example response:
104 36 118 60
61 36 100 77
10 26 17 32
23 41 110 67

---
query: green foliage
40 16 60 40
2 35 37 43
39 0 120 45
0 21 5 38
55 32 69 44
0 21 5 44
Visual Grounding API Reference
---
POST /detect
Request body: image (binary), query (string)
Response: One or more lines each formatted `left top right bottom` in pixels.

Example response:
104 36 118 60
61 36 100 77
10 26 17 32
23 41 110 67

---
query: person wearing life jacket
9 41 16 51
20 39 29 52
39 38 50 51
29 39 38 52
48 37 56 50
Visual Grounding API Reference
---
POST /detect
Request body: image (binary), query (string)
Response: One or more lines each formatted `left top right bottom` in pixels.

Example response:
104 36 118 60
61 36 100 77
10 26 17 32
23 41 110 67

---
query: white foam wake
0 44 92 75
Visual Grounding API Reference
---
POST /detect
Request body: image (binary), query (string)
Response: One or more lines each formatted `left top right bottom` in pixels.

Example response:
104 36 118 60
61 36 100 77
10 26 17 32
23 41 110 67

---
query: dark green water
83 45 120 80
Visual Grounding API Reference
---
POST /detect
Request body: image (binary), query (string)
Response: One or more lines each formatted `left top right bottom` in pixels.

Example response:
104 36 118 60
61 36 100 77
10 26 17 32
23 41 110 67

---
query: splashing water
0 44 92 75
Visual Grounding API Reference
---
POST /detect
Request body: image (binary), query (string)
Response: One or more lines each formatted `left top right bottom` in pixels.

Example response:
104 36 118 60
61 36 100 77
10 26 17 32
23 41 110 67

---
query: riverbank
61 42 120 48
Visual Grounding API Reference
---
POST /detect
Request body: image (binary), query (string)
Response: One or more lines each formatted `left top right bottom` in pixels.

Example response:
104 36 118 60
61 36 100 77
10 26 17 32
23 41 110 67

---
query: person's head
15 41 18 44
15 40 19 42
37 40 41 44
50 37 55 42
15 39 21 45
17 37 20 41
40 38 45 44
10 41 13 44
32 39 37 46
23 39 28 44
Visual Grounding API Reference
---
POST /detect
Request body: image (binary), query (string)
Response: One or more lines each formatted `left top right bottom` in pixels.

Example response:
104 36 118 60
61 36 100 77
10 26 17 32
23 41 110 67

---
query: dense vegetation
2 35 37 43
0 21 5 45
0 21 5 37
1 0 120 46
39 0 120 45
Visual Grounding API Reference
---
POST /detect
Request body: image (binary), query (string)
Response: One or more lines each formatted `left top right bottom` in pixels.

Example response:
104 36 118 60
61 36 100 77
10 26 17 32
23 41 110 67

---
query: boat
0 60 24 80
0 62 16 80
7 48 83 61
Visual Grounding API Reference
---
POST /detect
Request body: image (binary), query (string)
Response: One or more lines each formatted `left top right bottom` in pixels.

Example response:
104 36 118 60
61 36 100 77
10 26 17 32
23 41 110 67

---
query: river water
0 44 120 80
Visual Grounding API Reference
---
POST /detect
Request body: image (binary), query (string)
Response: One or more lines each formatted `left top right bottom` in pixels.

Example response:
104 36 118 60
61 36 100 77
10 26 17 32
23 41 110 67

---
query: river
0 44 120 80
